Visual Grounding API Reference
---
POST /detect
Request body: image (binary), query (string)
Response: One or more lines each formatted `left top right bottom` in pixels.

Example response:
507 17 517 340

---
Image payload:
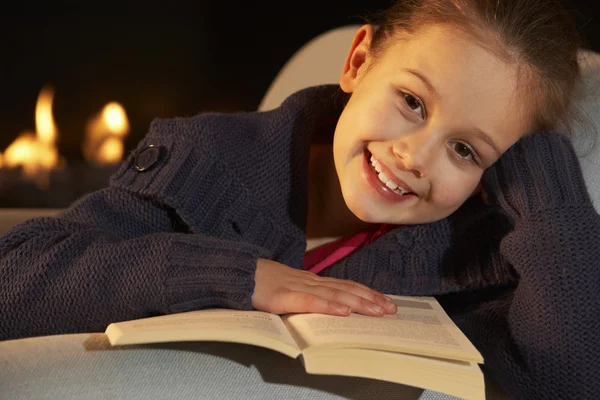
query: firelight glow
102 102 130 136
35 86 58 145
1 85 61 188
83 101 130 165
1 84 132 189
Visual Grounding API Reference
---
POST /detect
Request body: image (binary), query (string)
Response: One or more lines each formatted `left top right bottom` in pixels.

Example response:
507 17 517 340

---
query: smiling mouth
367 154 415 196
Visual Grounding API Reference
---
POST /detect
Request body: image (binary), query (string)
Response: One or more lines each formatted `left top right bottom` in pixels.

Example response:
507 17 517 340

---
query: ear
471 181 489 203
340 24 375 93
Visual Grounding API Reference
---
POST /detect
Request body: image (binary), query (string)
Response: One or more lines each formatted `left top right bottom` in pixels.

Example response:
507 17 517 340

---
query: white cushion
573 50 600 211
259 25 361 112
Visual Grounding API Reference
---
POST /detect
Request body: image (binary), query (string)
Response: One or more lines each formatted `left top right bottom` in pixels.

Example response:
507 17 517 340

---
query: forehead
376 25 532 147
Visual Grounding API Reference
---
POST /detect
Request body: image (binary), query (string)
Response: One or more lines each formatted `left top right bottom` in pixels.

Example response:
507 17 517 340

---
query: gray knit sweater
1 85 599 399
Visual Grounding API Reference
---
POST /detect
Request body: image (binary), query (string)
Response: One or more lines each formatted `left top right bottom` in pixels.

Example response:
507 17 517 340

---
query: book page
283 295 483 363
303 348 485 400
106 309 301 358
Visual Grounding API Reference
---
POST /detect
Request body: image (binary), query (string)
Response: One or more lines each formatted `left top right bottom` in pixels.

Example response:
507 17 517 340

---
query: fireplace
0 86 128 208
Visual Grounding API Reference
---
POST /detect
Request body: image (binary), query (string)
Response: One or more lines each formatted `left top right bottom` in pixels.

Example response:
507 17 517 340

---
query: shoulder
136 84 345 174
146 84 344 145
110 84 345 208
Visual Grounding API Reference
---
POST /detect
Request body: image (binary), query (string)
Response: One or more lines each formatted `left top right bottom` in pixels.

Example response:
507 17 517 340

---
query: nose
391 131 433 178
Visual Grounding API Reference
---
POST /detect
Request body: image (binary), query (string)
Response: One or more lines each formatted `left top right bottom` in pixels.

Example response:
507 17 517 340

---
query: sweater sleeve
0 187 265 341
464 132 600 399
1 111 307 341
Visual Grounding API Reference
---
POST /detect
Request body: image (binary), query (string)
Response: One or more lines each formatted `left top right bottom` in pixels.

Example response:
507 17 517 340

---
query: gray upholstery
0 333 507 400
573 50 600 211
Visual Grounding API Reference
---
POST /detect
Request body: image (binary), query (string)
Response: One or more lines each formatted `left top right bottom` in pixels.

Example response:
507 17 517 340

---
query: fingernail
336 305 350 314
370 305 384 314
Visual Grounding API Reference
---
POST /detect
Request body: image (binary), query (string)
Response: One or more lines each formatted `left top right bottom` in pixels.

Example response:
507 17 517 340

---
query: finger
330 282 397 314
306 285 392 316
311 275 373 291
307 278 397 314
309 275 383 297
278 291 351 316
313 275 394 302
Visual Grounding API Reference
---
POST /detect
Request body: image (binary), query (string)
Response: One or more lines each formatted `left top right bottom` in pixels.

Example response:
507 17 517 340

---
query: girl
1 0 599 398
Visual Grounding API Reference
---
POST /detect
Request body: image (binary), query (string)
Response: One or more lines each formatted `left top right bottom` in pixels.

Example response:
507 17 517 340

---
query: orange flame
35 87 58 145
2 85 62 189
3 133 59 176
1 85 131 191
83 102 130 165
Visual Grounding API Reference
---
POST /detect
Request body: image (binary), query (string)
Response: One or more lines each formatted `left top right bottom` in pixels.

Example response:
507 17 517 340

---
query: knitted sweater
1 85 599 399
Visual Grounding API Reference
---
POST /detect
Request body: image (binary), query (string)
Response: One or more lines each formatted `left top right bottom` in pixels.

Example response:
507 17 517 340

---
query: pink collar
304 224 398 274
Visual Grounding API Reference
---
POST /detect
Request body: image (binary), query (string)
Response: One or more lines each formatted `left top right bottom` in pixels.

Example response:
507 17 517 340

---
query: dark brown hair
366 0 582 135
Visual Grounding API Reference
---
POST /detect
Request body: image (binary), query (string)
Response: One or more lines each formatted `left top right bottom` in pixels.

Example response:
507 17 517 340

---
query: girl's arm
1 188 394 342
0 187 265 341
458 132 600 399
1 112 398 340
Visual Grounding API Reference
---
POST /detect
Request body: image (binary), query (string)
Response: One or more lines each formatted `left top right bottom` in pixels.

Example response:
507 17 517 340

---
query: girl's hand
252 257 398 317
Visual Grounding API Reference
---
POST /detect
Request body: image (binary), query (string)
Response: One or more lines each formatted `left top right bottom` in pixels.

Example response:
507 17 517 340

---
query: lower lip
362 150 416 203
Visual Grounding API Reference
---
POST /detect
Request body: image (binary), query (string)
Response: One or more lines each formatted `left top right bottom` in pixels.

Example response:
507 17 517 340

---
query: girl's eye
402 93 425 119
450 141 478 164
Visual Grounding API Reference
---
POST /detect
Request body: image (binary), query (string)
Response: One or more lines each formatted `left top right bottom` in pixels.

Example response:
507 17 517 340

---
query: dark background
1 0 598 163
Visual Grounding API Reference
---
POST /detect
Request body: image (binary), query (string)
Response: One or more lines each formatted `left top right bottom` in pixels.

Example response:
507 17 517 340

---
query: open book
105 295 485 399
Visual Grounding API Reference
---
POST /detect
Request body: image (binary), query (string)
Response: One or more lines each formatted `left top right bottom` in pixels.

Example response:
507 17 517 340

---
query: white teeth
369 155 411 195
377 171 390 184
370 156 382 172
385 180 398 190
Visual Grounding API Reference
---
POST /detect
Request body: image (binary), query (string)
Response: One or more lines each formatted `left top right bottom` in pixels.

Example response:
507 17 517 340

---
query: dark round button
134 145 164 172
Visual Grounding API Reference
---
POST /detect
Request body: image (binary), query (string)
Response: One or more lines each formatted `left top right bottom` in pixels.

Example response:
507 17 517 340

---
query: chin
349 202 442 226
343 194 377 223
347 201 403 225
347 204 377 223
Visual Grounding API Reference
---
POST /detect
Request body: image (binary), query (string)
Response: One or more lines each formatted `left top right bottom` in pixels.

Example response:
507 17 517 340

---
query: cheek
335 103 396 159
430 171 481 210
348 89 406 140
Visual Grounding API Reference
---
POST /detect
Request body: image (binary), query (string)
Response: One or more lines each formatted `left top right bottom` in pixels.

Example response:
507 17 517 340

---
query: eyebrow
403 68 502 159
471 127 502 159
404 68 440 101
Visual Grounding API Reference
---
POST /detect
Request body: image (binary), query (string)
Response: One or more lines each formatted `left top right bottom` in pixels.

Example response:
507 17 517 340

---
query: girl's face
334 24 532 224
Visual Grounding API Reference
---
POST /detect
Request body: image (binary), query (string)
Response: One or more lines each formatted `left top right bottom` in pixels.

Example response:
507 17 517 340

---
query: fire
103 103 130 134
1 86 61 189
3 133 59 174
0 85 131 190
98 137 124 163
83 102 130 165
35 87 58 145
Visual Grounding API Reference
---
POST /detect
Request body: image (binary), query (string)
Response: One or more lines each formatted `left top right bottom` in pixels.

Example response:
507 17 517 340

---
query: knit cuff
162 234 262 313
482 132 593 221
